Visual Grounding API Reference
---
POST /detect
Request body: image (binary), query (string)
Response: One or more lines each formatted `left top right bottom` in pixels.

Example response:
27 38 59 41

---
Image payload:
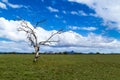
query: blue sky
0 0 120 53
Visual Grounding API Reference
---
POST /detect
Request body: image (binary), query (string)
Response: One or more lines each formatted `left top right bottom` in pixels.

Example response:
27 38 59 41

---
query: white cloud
1 17 120 53
68 26 97 31
0 41 33 52
55 14 59 18
71 10 87 16
63 10 67 14
2 0 24 8
57 32 120 48
68 0 120 30
0 2 7 9
81 27 97 31
0 17 26 41
79 10 87 16
7 3 23 8
71 11 78 15
47 6 59 12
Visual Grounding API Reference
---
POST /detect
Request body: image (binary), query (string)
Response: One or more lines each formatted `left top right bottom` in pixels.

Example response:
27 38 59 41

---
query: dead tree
18 20 62 62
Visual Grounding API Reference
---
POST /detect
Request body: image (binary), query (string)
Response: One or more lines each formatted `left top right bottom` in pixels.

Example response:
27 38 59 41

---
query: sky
0 0 120 53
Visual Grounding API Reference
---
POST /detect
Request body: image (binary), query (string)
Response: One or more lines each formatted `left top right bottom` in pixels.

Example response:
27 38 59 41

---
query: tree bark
33 46 39 62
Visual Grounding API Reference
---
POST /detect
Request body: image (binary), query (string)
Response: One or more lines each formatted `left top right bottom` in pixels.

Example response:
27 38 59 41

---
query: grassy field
0 54 120 80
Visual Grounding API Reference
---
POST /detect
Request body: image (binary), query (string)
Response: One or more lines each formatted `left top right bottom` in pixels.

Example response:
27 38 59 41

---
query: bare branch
46 30 62 41
18 27 29 33
38 30 63 45
35 19 47 28
18 18 63 62
18 20 38 47
37 30 63 46
39 40 59 45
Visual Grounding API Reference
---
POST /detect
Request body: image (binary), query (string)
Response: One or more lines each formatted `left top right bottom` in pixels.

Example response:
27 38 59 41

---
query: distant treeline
0 52 120 54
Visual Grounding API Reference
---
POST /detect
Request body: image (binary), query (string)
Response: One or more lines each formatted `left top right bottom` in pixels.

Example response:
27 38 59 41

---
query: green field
0 54 120 80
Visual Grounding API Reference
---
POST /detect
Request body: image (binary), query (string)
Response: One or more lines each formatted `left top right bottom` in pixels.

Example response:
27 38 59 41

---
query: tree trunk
33 46 39 62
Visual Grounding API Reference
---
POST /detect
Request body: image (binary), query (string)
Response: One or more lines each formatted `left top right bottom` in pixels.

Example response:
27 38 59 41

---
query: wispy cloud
68 26 97 31
47 6 59 12
0 2 7 9
81 27 97 31
62 10 67 14
70 10 87 16
2 0 25 8
71 11 78 15
79 10 87 16
55 14 59 18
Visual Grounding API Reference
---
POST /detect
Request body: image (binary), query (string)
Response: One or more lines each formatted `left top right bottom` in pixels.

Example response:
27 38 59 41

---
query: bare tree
18 20 62 62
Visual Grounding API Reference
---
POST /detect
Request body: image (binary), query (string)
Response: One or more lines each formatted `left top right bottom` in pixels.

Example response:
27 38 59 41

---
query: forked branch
39 30 62 45
18 19 63 62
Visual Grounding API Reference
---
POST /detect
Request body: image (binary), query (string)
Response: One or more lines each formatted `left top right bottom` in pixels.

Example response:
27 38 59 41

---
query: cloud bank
68 0 120 30
0 17 120 53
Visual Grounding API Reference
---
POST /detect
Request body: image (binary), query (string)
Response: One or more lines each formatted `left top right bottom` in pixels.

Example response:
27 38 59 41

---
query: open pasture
0 54 120 80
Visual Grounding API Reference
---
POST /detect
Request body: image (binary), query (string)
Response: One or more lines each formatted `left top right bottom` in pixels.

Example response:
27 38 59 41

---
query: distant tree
96 52 100 54
63 51 68 54
88 52 94 54
18 20 62 62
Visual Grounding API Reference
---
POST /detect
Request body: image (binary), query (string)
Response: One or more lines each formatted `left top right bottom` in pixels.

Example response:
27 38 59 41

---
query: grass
0 54 120 80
